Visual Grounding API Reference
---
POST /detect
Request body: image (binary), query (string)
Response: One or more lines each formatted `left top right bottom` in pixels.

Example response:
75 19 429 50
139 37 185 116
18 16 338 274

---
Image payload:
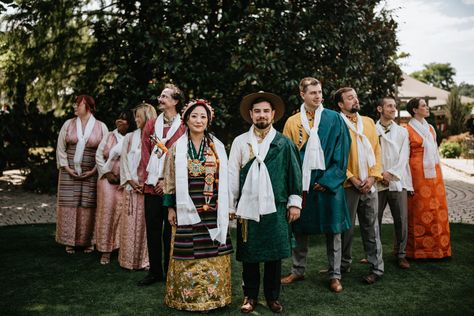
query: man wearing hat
228 91 303 314
281 77 351 293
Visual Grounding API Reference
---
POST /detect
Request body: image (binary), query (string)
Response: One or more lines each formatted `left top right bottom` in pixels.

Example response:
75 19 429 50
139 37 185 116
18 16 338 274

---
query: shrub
439 141 462 158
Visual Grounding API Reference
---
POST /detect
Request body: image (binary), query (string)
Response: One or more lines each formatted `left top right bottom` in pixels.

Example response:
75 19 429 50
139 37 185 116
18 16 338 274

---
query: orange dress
406 124 451 259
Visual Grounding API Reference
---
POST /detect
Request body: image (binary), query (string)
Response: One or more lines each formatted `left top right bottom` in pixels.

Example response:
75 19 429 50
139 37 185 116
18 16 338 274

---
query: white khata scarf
236 125 277 222
175 133 229 245
340 113 376 192
146 113 181 185
74 115 96 175
376 121 402 191
408 118 439 179
300 103 326 191
125 129 142 191
104 129 124 172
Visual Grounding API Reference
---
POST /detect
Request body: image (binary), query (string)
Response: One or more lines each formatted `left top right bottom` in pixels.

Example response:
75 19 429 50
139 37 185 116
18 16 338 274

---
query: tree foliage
411 62 456 91
2 1 401 134
447 87 472 136
458 82 474 98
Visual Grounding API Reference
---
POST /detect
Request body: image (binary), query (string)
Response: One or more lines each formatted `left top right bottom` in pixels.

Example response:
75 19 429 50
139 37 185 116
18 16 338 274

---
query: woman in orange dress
405 98 451 259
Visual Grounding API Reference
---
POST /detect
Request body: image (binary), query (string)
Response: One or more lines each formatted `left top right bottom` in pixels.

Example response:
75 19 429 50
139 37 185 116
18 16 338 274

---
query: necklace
187 138 206 177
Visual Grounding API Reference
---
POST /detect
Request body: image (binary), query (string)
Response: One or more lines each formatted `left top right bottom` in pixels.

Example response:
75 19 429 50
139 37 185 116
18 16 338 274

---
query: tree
411 62 456 91
447 87 472 135
458 82 474 98
1 0 402 144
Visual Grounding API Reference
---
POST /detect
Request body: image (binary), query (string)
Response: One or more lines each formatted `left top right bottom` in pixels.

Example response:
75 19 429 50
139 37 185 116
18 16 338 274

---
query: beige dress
95 131 123 253
117 130 149 270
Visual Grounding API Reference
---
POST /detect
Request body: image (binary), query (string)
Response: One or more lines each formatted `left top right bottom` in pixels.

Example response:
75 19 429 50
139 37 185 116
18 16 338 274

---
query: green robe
236 132 302 263
292 109 352 234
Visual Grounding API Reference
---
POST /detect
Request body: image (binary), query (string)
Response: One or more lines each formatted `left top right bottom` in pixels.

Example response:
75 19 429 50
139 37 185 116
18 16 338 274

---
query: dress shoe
137 274 162 286
329 278 343 293
267 300 283 313
398 257 410 269
240 297 257 313
280 273 304 284
363 273 381 285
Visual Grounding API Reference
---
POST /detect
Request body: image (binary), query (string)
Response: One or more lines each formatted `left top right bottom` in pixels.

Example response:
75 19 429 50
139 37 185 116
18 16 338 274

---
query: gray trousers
341 187 384 276
378 189 408 258
291 232 342 280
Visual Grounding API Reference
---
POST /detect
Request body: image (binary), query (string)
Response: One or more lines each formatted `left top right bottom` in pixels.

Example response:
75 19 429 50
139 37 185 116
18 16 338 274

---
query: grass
1 224 473 316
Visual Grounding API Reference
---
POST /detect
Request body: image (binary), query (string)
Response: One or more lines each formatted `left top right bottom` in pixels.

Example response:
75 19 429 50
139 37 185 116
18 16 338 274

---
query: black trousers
144 193 171 279
242 260 281 301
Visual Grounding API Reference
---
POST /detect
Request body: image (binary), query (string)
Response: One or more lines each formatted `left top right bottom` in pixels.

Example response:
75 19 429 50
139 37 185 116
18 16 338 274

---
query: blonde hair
134 103 157 123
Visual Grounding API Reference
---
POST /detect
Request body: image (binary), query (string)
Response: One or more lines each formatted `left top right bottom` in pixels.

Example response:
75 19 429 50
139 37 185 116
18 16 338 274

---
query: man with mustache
281 78 351 293
228 91 302 313
336 87 384 284
138 84 187 286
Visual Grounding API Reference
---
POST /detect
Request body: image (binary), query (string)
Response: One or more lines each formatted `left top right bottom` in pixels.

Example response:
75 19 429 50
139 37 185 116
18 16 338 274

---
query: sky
383 0 474 84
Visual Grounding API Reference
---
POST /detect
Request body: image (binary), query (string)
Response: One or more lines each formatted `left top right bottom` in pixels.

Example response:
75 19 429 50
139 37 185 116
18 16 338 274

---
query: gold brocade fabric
164 228 232 311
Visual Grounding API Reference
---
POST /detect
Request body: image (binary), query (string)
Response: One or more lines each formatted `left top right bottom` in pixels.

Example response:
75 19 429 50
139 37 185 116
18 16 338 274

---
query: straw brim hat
239 91 285 124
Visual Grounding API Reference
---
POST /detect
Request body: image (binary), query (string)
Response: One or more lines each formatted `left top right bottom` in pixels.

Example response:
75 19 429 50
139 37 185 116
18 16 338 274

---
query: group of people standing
55 78 451 313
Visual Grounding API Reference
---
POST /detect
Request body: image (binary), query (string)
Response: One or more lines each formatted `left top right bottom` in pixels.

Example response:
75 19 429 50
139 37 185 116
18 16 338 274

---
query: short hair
75 95 96 113
377 96 396 108
406 97 422 117
134 103 157 123
299 77 321 93
251 97 275 110
164 83 185 111
333 87 354 105
117 110 136 132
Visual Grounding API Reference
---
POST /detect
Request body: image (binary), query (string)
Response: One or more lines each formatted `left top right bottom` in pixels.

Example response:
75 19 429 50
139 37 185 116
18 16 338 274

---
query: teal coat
293 109 352 234
236 132 302 263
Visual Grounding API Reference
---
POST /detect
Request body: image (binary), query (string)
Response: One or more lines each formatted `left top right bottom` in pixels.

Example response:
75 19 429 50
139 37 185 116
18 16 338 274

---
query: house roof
398 73 474 108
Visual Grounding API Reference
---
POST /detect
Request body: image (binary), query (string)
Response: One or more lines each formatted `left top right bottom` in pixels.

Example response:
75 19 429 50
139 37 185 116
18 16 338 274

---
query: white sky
383 0 474 84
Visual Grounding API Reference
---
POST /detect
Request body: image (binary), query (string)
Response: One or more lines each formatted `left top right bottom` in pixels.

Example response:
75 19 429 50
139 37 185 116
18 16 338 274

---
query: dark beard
255 121 271 129
350 107 359 113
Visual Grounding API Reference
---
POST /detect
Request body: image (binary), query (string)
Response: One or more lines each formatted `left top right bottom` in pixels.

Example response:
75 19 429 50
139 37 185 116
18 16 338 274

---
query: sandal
84 245 94 253
100 253 111 265
65 246 75 254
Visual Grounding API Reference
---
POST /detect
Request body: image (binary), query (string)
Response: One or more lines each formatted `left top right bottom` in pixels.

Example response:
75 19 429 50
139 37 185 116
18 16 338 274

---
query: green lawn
1 224 473 315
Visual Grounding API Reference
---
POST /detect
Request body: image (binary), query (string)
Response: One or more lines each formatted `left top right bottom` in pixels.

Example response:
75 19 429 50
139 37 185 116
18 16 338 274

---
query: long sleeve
286 141 303 209
386 128 410 180
95 132 110 179
56 119 71 169
368 119 383 181
318 115 351 193
228 136 245 214
120 133 132 187
162 145 177 207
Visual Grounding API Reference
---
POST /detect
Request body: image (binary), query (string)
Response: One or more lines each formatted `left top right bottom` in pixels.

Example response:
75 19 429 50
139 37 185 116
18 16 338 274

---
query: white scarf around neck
146 113 181 185
340 113 376 192
104 129 124 172
408 118 439 179
74 115 96 175
300 103 326 191
376 121 402 191
236 125 277 222
126 129 142 191
175 132 229 245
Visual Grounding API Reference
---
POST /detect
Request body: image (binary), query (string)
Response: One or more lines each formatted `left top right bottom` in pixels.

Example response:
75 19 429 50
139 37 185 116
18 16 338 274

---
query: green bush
22 149 58 194
440 141 462 158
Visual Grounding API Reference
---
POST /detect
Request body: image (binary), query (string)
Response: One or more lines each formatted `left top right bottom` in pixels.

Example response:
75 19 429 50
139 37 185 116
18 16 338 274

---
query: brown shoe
363 273 381 284
329 278 343 293
360 258 369 264
280 273 304 284
398 257 410 269
241 297 257 313
267 300 283 313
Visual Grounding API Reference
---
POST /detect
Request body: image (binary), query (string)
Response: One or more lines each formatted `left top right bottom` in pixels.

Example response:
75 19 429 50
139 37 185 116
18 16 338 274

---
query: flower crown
181 99 215 122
